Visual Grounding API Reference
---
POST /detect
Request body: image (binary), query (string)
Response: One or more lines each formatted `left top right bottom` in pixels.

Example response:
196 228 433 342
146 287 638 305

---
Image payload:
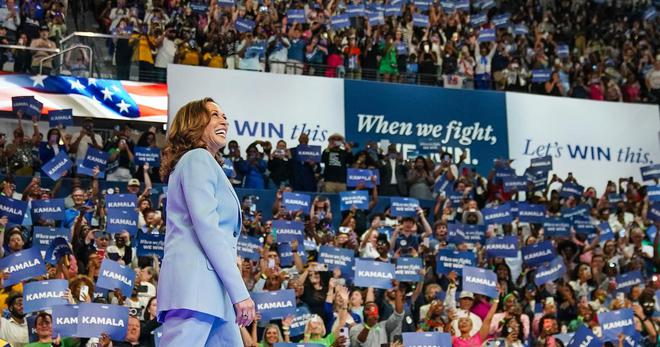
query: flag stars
69 78 85 91
101 87 115 101
30 75 48 87
116 99 131 114
87 78 97 86
112 85 121 93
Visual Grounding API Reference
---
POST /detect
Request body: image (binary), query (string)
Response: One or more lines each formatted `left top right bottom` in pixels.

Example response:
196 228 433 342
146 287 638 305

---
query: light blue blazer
157 148 249 321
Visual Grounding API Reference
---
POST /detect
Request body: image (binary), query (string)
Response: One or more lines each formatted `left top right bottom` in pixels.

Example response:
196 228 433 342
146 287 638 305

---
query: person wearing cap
127 178 141 194
0 292 28 346
29 25 56 75
349 286 404 347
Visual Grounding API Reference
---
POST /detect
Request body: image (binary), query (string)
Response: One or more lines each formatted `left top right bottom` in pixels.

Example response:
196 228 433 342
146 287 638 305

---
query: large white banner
167 66 345 154
506 92 660 192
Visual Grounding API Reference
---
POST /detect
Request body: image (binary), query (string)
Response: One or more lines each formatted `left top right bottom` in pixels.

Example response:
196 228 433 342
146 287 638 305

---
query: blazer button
233 231 238 237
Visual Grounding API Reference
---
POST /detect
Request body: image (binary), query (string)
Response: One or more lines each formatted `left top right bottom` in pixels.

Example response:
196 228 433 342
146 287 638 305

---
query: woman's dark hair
414 156 430 171
502 316 525 342
144 296 157 321
137 131 156 147
46 128 61 142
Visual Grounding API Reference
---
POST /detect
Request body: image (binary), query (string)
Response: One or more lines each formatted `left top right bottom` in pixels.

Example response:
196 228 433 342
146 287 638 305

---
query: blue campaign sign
644 7 658 21
33 227 70 252
45 237 72 265
105 193 138 210
343 80 508 177
648 202 660 222
83 147 109 172
446 223 466 244
567 325 601 347
395 257 423 282
647 185 660 202
484 236 518 258
557 44 570 58
346 4 365 17
222 160 235 178
454 0 469 10
0 195 28 224
561 204 590 219
23 279 69 313
531 70 551 83
235 18 255 32
504 200 518 218
331 13 350 29
296 145 321 163
530 155 552 172
640 163 660 181
41 151 73 181
272 220 304 244
368 12 384 25
318 245 354 277
288 306 312 337
53 305 79 338
534 256 566 286
543 217 571 238
514 24 529 35
278 243 306 267
517 203 546 224
559 182 584 198
599 308 636 342
77 303 129 340
286 9 305 23
470 12 487 26
616 270 644 294
598 222 615 242
77 161 106 179
390 197 419 217
0 247 47 287
384 4 402 16
354 259 395 289
436 249 476 276
136 231 165 258
402 332 452 347
252 289 296 321
522 241 556 267
478 28 496 42
48 109 74 127
134 147 161 167
106 208 139 236
339 190 369 211
492 13 510 27
418 138 443 152
482 204 513 225
347 168 378 188
12 96 43 116
573 219 595 235
503 175 528 192
96 259 136 297
434 175 450 193
282 192 311 214
31 198 66 221
237 235 262 261
412 14 429 27
525 169 547 192
462 266 498 298
463 224 486 244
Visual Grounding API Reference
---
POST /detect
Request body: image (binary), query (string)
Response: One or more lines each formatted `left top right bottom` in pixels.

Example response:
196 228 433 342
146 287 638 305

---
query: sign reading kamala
168 67 345 155
23 279 69 313
53 305 79 338
48 109 74 127
506 93 660 192
402 332 452 347
106 208 139 236
105 194 138 210
567 325 601 347
252 289 296 321
41 151 73 181
616 270 644 294
272 220 305 243
296 145 322 163
390 197 420 217
482 204 513 225
534 256 566 286
318 246 354 277
31 199 65 221
354 259 395 289
517 203 546 223
82 147 109 172
347 168 380 188
339 190 369 211
462 266 498 298
0 247 46 287
96 259 136 297
76 303 129 341
282 192 311 214
344 80 508 174
134 147 161 167
522 240 556 267
598 309 636 342
395 257 423 282
278 243 307 267
484 236 518 258
12 96 43 116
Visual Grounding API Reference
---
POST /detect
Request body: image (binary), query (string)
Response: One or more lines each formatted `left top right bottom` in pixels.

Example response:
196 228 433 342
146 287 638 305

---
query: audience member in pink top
452 292 499 347
470 295 491 321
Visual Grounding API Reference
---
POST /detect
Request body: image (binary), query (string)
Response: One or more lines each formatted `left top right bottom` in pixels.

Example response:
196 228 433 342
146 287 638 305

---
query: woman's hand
234 297 256 327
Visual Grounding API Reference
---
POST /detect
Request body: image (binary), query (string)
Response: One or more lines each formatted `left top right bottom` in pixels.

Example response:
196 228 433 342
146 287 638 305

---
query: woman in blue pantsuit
157 97 256 346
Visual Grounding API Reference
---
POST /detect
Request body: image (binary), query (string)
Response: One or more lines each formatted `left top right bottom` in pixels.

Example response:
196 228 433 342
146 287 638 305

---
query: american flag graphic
0 73 167 123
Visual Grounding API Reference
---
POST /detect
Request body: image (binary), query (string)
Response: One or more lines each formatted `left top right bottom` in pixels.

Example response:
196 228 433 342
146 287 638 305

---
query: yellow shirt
180 49 201 66
203 53 224 68
0 283 23 311
131 34 156 64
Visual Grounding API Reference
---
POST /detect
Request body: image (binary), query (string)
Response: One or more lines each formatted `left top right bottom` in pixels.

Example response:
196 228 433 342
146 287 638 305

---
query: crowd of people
0 106 656 347
1 0 660 102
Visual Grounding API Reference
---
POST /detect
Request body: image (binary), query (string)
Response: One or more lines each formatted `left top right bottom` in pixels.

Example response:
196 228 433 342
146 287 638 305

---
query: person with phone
157 98 255 346
349 286 405 346
268 140 292 187
378 144 407 197
321 133 353 193
106 124 136 182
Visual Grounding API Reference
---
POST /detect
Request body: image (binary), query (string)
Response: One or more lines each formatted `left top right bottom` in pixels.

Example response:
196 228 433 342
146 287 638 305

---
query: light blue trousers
160 309 242 347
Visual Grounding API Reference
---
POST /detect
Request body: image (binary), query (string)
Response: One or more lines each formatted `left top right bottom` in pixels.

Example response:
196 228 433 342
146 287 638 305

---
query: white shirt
0 317 28 347
389 159 397 184
450 309 482 337
155 38 177 68
0 6 20 31
74 132 103 162
267 36 290 62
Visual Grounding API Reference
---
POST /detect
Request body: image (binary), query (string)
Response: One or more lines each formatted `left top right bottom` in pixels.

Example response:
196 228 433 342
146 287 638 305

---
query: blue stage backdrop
344 80 508 174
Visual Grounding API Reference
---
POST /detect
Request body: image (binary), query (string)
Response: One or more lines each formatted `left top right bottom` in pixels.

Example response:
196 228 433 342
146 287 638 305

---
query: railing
39 44 94 76
58 31 132 79
0 44 60 54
